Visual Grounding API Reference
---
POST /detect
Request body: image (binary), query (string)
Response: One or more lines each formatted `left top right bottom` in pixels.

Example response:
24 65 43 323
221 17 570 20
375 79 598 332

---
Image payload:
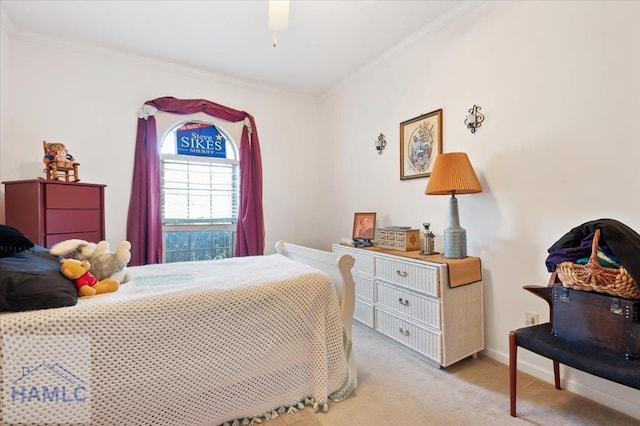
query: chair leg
509 330 517 417
553 360 561 390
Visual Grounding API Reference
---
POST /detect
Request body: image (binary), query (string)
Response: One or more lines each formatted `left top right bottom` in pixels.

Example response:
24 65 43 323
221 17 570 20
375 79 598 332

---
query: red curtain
126 97 265 265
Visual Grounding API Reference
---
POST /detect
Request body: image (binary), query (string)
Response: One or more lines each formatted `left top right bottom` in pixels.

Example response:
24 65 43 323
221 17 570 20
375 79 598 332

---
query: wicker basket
556 228 640 300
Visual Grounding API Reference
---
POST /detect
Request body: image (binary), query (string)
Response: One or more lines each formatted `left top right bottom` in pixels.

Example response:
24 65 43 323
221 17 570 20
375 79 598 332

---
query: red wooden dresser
2 179 106 248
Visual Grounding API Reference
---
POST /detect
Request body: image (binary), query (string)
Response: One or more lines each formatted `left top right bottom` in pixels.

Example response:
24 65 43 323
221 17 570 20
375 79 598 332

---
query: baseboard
482 347 640 420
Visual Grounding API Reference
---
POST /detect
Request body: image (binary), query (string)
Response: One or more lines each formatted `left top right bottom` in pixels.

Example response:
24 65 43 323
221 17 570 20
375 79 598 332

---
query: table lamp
425 152 483 258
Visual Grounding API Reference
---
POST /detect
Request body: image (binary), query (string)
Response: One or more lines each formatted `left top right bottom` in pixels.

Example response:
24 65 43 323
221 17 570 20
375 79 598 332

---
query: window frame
159 119 240 262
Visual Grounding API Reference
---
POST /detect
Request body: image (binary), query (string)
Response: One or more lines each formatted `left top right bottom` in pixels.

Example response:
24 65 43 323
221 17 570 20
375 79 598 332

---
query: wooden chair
43 140 80 182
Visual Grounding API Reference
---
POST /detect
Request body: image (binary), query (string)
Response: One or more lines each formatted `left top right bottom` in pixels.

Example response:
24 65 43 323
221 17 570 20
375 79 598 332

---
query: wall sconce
374 133 387 155
464 105 484 133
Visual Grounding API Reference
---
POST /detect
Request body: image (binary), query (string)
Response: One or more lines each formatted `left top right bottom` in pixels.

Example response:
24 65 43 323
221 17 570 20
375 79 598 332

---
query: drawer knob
396 270 408 277
399 327 410 336
398 297 410 306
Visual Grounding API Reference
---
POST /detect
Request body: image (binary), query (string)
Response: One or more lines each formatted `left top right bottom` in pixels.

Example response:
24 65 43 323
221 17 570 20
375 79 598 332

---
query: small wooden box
377 228 421 251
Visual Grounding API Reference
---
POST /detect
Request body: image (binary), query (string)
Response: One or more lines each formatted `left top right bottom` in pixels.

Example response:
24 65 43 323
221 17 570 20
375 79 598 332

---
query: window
160 120 239 263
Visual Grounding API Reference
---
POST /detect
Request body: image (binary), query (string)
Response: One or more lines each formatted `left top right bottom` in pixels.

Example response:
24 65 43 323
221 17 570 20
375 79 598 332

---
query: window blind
161 158 238 225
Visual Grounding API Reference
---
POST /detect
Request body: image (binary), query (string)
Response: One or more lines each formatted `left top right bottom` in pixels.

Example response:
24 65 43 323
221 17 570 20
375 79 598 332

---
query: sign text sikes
176 123 226 158
180 132 223 151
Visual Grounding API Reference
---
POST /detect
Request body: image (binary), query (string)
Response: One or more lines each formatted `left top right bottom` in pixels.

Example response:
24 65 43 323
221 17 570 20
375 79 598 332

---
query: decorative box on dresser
2 179 106 248
333 244 484 367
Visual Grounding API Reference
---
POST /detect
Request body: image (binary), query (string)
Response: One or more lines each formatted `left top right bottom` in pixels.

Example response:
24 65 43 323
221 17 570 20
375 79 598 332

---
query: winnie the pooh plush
60 258 119 297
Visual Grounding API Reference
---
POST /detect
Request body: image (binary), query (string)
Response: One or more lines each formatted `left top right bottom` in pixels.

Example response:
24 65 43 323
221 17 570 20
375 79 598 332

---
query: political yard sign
176 123 227 158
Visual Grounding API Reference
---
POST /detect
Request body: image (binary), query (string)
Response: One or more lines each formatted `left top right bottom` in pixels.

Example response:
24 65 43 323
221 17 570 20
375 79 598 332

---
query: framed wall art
352 212 376 241
399 108 443 180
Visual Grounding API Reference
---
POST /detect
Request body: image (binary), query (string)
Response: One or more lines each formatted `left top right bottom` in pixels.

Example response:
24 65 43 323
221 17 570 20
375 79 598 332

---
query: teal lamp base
443 195 467 259
443 226 467 258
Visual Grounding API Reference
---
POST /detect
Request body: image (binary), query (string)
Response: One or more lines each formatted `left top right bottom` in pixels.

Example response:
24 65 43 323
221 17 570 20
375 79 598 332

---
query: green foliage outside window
164 230 233 263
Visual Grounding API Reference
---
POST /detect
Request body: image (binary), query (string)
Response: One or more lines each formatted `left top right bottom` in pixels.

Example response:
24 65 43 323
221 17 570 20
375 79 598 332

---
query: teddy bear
50 239 131 284
60 258 119 297
43 142 75 169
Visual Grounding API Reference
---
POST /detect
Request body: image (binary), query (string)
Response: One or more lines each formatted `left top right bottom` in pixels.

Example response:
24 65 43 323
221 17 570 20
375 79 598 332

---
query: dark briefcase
551 284 640 360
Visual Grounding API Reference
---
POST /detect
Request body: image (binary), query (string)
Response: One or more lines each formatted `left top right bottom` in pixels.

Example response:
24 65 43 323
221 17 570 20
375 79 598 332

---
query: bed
0 240 357 426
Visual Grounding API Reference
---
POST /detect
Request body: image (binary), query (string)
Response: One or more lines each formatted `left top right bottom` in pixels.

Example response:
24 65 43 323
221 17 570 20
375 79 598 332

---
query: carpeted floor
265 324 639 426
261 410 323 426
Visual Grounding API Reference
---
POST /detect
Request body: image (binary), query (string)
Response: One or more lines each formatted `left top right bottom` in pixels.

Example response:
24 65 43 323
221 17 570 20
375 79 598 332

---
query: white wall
1 0 639 419
0 11 11 215
0 32 325 253
319 0 640 419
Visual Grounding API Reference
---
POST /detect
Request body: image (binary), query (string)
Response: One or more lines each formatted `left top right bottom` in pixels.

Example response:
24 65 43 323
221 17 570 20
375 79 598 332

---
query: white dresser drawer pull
399 327 410 336
398 297 410 306
396 270 408 277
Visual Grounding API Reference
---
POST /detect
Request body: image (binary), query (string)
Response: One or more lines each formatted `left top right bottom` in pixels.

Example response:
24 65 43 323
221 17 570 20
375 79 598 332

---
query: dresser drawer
334 246 374 276
354 274 375 301
45 184 102 209
46 209 101 234
377 282 441 329
376 257 440 297
354 299 375 327
375 308 441 362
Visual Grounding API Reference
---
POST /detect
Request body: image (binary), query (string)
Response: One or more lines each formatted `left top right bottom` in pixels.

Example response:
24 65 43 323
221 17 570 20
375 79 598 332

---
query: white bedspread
1 254 353 425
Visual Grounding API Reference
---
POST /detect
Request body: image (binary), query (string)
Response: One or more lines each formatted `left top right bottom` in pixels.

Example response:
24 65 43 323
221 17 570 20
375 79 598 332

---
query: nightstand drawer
46 209 101 233
354 274 375 301
376 257 440 297
377 282 441 329
45 184 102 209
354 299 375 327
375 308 441 362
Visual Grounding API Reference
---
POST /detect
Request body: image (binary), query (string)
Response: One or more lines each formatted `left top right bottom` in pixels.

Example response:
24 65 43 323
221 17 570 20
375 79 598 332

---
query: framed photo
352 212 376 240
400 108 443 180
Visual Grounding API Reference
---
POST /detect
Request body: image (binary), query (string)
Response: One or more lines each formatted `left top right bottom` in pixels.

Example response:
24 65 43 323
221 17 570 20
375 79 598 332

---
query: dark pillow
0 245 77 312
0 225 35 257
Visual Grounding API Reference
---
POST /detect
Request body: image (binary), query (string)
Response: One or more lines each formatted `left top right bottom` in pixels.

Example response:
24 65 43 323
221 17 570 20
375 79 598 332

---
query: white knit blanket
1 254 353 425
